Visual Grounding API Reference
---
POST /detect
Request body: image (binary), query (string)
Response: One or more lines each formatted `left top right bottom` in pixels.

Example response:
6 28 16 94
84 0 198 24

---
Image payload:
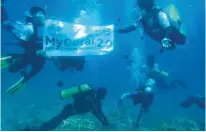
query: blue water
1 0 205 131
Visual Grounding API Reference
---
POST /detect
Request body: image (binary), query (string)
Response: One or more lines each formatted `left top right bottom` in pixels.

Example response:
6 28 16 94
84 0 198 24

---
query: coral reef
54 110 149 131
55 113 102 131
2 102 204 131
155 116 201 131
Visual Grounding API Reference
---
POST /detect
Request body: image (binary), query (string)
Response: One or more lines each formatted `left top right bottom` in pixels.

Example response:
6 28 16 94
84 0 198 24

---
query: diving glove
161 38 175 49
1 56 12 70
6 77 25 94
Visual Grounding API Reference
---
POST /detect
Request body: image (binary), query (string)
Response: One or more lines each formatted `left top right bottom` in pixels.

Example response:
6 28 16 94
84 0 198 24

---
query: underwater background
1 0 205 131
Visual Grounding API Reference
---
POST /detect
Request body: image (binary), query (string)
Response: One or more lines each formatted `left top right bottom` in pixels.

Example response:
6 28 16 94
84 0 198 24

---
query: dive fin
6 77 25 94
1 56 12 70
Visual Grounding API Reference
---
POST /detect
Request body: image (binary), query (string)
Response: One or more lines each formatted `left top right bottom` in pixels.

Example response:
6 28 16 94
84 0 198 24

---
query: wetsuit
116 5 186 51
3 22 45 82
24 87 108 131
118 90 154 125
139 6 186 44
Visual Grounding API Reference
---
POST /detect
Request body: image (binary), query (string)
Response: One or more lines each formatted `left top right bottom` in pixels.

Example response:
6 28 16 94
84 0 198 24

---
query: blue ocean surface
1 0 205 131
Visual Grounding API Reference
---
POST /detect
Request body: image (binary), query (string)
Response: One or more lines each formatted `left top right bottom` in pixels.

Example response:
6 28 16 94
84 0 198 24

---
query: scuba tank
60 84 92 100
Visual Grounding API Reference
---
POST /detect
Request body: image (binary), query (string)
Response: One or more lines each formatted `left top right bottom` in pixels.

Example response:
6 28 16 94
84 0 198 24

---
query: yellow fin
6 77 25 94
1 56 12 70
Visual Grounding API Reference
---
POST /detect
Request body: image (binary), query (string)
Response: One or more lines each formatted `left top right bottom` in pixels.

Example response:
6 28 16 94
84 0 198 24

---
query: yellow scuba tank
164 4 180 22
60 84 92 100
163 4 186 35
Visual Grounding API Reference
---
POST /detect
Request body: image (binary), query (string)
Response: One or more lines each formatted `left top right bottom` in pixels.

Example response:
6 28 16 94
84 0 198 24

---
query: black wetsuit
116 6 186 46
24 88 108 131
5 23 45 82
131 91 154 110
119 91 154 125
133 91 154 124
140 6 186 44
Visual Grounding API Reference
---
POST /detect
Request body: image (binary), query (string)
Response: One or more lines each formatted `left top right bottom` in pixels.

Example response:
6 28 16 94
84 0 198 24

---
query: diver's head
26 6 46 26
137 0 155 11
96 87 107 100
147 55 155 68
144 87 153 94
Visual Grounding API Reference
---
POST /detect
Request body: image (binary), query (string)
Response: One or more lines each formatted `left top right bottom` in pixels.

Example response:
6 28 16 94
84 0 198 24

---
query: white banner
43 19 114 56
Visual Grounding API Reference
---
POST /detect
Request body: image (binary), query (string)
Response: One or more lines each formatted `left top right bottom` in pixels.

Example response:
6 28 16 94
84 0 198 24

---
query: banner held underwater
43 19 114 56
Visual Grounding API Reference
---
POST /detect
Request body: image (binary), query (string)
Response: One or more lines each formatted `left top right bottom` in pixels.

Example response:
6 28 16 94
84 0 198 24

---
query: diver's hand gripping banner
43 19 114 56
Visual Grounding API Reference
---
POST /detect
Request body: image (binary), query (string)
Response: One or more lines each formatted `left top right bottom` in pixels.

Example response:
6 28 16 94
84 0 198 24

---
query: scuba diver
117 79 155 127
125 54 187 91
180 95 205 109
1 6 46 94
22 84 109 131
1 6 87 94
115 0 186 53
145 55 188 91
143 55 188 91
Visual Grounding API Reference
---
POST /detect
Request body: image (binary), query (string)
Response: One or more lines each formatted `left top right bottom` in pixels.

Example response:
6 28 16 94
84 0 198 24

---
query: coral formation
2 103 204 131
155 116 201 131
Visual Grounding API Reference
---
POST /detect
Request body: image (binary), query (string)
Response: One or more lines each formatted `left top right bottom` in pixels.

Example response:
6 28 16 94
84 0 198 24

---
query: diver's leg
193 96 205 109
8 56 27 73
39 103 75 130
180 96 194 108
24 56 45 82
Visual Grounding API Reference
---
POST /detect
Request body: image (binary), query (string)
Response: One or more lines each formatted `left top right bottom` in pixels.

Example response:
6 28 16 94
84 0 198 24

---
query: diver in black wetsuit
1 6 87 94
1 6 46 94
180 95 205 109
115 0 186 53
117 80 154 126
22 84 109 131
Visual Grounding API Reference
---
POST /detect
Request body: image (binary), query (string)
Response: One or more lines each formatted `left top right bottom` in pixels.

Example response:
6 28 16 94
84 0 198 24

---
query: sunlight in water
73 0 102 25
73 24 87 39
